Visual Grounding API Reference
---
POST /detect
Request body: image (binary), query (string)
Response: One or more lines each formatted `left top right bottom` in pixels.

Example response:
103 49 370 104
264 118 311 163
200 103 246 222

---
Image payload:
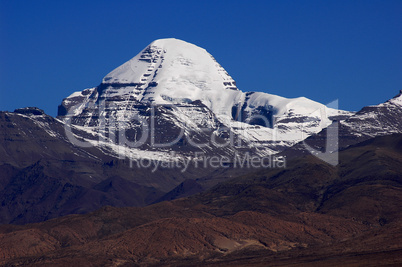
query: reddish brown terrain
0 134 401 266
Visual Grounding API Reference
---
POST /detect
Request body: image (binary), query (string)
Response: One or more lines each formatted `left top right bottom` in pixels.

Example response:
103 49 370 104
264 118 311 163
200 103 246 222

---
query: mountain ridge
57 38 350 161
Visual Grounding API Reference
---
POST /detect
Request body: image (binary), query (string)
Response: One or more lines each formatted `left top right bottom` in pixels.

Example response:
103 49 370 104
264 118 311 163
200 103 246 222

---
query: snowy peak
100 38 239 108
339 90 402 140
388 90 402 106
97 38 334 119
103 38 236 87
58 38 356 159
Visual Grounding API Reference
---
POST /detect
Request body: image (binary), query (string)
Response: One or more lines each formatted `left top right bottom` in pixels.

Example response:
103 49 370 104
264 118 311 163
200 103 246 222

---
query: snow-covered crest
59 38 351 159
101 38 240 115
99 38 337 119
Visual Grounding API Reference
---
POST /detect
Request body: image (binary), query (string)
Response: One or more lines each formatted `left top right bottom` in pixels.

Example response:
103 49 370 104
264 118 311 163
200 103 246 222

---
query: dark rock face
57 87 98 117
154 179 204 203
231 92 275 128
14 107 45 116
57 88 241 157
0 159 166 224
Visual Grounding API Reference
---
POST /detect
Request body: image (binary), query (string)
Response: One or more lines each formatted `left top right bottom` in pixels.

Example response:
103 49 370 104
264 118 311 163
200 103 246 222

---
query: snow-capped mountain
340 91 402 139
58 38 349 160
280 90 402 160
2 38 402 225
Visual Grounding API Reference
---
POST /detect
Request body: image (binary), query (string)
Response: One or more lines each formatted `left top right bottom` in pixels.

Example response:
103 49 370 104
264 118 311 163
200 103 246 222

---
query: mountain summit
57 38 347 159
87 38 337 118
101 38 240 115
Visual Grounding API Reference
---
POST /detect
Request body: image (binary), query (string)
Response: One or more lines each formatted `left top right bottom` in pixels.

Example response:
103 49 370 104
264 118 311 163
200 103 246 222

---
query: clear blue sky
1 0 401 116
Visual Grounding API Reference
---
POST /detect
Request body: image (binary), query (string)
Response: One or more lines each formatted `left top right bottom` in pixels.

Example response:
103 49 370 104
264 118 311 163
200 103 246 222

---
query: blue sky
1 0 401 116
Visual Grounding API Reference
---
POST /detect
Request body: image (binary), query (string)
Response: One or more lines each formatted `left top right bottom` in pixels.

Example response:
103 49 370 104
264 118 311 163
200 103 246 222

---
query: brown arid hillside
0 134 402 266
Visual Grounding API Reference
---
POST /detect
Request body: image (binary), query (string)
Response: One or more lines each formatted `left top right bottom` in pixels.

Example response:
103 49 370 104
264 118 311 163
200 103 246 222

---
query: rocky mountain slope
0 133 401 266
0 109 220 224
281 90 402 159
